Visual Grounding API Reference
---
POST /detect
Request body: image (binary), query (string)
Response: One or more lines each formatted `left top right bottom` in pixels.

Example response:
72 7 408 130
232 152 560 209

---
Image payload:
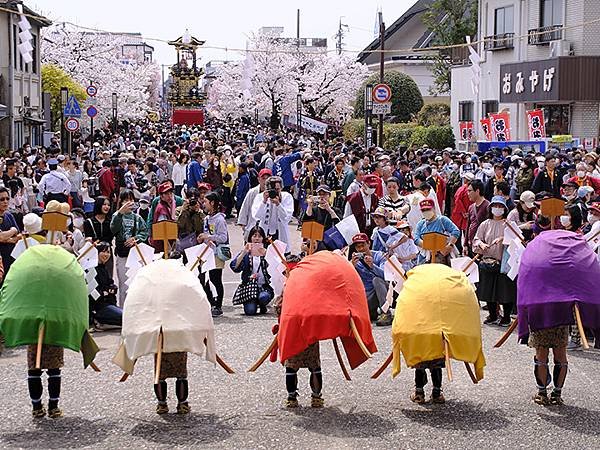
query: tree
354 71 424 123
41 24 160 125
422 0 478 95
41 64 87 131
208 33 368 128
416 103 451 127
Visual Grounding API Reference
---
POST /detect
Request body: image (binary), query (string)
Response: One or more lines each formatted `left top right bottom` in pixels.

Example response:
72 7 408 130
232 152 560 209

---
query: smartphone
250 243 264 256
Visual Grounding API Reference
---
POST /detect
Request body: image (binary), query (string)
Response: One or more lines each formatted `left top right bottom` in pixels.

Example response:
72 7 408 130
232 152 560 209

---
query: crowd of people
1 118 599 353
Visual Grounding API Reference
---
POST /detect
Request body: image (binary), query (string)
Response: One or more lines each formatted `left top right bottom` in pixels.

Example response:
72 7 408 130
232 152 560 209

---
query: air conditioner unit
550 40 573 57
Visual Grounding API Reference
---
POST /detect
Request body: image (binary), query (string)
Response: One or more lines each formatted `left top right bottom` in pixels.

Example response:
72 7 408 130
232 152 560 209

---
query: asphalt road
1 222 599 449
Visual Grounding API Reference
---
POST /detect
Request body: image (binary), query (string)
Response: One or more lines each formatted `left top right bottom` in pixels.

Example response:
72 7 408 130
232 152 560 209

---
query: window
536 104 570 136
482 100 499 118
541 0 563 27
459 101 474 121
495 6 514 35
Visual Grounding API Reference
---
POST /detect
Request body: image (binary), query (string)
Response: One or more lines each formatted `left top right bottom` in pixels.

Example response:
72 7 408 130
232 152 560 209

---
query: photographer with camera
304 185 340 251
251 175 294 252
349 233 389 322
176 187 206 253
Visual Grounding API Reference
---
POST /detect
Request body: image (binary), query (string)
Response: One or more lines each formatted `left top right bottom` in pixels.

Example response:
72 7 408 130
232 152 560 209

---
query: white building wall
571 103 600 139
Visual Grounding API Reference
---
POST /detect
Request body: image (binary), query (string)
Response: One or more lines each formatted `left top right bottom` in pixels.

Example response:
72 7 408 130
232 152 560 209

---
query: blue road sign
64 95 82 117
87 105 98 118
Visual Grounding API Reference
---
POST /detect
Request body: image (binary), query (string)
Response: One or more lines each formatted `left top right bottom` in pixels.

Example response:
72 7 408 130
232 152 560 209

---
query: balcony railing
528 25 563 45
443 46 470 66
484 33 515 51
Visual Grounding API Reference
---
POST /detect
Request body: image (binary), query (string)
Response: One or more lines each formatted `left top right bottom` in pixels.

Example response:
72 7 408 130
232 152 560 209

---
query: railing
484 33 515 51
443 46 470 66
528 25 563 45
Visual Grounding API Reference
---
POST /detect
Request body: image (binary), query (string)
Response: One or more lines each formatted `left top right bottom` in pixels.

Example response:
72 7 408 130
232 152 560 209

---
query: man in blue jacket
273 146 303 190
187 152 205 190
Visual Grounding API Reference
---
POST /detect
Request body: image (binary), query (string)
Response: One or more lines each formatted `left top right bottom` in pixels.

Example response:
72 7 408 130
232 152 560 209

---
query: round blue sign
87 105 98 118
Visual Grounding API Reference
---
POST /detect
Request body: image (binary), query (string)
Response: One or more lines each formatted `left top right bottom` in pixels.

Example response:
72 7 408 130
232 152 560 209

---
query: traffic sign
372 83 392 103
86 85 98 97
87 105 98 118
65 117 80 132
86 97 97 106
63 95 82 117
372 102 392 115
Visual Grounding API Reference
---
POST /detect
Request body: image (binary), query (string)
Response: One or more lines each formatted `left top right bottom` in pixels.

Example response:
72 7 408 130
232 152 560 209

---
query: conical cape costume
517 230 600 341
0 245 97 366
278 251 377 369
113 259 216 374
391 264 485 380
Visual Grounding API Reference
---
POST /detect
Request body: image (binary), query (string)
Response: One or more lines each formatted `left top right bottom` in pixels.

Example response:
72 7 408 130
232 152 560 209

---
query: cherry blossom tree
41 24 160 126
207 33 369 127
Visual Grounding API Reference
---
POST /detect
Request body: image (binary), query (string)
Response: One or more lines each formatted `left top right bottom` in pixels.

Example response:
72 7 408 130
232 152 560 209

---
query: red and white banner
459 121 474 141
526 109 546 140
490 112 511 142
480 118 492 141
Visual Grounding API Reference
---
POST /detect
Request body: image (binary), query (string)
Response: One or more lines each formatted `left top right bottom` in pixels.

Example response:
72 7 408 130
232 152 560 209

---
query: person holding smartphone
110 190 149 307
230 226 274 315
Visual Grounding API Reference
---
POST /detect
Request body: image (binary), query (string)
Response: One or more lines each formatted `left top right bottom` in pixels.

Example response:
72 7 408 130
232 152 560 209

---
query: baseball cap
519 191 535 209
562 180 578 189
589 202 600 215
419 199 435 211
258 168 272 178
352 233 370 244
197 182 211 191
316 184 331 193
373 207 387 217
158 182 173 194
363 174 379 188
462 172 475 181
48 158 58 165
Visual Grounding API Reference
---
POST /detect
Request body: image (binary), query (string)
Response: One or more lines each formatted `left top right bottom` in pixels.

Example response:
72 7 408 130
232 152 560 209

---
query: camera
311 196 320 204
267 180 279 199
354 252 365 259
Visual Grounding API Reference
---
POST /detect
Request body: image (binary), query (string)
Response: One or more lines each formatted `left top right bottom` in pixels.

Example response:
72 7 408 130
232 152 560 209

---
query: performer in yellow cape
391 264 485 404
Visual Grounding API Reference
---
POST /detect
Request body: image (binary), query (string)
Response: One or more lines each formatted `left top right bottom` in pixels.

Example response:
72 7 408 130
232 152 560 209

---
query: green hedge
343 119 455 150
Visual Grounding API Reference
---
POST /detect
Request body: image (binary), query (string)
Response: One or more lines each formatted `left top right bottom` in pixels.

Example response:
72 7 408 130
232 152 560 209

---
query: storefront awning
23 116 46 125
500 56 600 103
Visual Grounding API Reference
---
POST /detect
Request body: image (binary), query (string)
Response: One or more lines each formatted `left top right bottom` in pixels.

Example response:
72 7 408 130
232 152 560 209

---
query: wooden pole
76 243 96 262
461 254 481 274
22 235 29 249
49 231 55 245
215 353 235 374
190 245 210 272
371 351 393 379
464 362 478 384
269 240 289 276
162 239 169 259
494 319 519 348
154 330 164 384
248 335 278 372
35 323 45 369
349 316 372 359
385 255 407 280
332 339 351 381
444 338 453 382
574 304 590 349
504 220 527 245
133 243 147 266
89 362 101 372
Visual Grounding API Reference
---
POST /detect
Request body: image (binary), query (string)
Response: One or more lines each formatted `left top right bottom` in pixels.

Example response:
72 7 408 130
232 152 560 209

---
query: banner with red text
490 112 511 142
480 118 492 141
526 109 546 140
459 121 474 141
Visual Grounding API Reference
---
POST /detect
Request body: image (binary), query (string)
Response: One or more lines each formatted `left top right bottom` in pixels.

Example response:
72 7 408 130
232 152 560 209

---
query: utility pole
296 9 300 50
335 17 349 55
378 11 385 148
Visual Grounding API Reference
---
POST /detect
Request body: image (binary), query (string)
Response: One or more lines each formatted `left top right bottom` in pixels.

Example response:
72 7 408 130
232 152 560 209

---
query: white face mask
538 162 545 169
559 215 571 227
577 171 586 178
520 162 527 169
422 210 435 220
491 207 505 217
73 217 84 228
431 168 438 177
452 164 459 171
363 186 375 196
139 203 149 210
589 214 599 224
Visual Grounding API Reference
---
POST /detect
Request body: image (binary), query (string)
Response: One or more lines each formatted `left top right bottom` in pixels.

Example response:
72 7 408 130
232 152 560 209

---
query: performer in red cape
275 251 377 407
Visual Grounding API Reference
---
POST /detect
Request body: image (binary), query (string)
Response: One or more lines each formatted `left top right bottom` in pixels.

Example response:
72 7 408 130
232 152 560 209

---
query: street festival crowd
0 117 599 418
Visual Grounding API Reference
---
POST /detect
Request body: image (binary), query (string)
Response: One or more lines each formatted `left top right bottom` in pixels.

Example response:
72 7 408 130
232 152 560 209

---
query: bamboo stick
574 304 590 350
248 335 278 372
154 330 164 384
76 242 96 262
216 353 235 374
494 319 519 348
133 242 147 266
35 324 45 369
190 245 210 272
464 362 478 384
444 338 453 382
332 339 351 381
371 352 393 379
349 316 372 359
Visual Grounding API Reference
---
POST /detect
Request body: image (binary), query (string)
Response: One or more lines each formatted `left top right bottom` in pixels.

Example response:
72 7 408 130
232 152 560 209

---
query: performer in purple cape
517 230 600 405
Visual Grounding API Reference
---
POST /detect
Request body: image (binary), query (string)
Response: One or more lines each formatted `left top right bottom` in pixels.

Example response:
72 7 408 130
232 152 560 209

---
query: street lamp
112 92 118 134
296 93 302 133
60 87 68 152
364 84 373 147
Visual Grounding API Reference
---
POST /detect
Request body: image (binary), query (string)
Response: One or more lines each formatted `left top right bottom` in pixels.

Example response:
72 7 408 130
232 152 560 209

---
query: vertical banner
526 109 546 140
490 112 511 142
480 117 492 141
459 121 474 141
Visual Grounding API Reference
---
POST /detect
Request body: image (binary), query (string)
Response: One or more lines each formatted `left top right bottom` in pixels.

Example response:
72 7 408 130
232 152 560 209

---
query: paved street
1 223 599 449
